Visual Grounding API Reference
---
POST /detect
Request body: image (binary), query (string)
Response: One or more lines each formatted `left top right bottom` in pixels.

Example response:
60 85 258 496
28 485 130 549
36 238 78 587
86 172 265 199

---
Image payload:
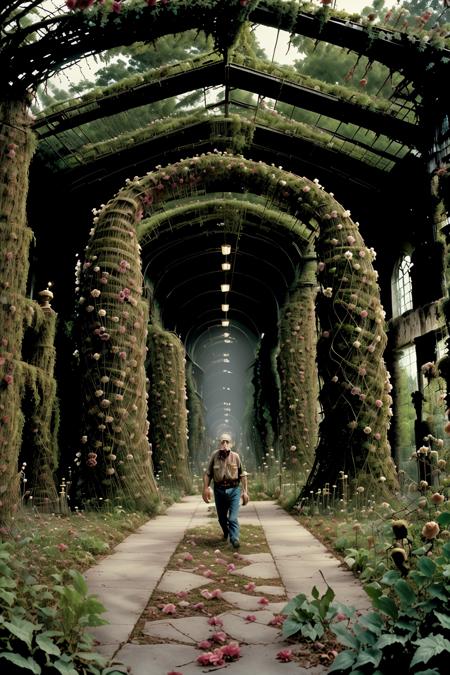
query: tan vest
208 450 240 484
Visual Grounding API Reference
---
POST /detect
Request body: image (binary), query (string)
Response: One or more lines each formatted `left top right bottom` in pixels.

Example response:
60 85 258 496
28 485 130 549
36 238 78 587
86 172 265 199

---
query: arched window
392 253 413 317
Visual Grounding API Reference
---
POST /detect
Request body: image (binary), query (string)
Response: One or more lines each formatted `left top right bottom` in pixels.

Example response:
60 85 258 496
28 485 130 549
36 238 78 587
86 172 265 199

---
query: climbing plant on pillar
0 99 39 522
185 362 208 472
278 255 318 474
75 195 158 511
147 324 192 493
78 152 397 504
304 201 398 497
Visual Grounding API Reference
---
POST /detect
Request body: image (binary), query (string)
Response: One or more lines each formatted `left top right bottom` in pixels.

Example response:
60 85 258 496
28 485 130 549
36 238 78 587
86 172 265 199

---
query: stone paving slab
115 642 326 674
156 569 211 593
86 584 152 625
84 496 368 673
84 567 162 589
142 616 210 643
255 584 285 596
239 552 273 563
231 561 279 579
218 609 286 644
221 591 286 613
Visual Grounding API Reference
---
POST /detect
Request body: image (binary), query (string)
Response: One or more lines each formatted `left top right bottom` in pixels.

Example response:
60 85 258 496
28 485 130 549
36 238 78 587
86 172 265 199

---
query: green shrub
329 518 450 673
0 542 117 674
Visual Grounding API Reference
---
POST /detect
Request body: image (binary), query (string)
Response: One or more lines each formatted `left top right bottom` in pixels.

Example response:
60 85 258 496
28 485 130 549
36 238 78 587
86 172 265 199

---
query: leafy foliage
329 541 450 673
281 584 336 642
0 542 117 674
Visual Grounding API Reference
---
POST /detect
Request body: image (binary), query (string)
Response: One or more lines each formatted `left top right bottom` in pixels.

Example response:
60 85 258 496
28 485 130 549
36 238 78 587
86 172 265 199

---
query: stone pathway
85 497 370 674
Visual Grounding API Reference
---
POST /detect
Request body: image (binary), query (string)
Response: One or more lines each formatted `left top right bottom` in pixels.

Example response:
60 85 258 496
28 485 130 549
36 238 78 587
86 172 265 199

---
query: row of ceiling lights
221 244 231 426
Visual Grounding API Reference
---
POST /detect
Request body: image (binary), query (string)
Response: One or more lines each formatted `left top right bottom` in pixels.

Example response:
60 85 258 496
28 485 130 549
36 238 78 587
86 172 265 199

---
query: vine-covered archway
74 152 398 510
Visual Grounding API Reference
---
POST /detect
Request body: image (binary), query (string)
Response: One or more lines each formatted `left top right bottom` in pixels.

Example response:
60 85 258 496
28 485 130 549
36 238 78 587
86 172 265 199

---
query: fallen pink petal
268 614 286 627
244 582 256 591
197 640 212 649
207 616 223 626
221 641 241 660
200 589 212 599
277 649 294 662
245 614 257 622
210 631 227 644
258 597 269 605
161 603 177 614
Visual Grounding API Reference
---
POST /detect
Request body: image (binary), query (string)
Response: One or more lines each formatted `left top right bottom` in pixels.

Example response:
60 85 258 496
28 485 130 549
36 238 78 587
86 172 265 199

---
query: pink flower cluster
196 642 241 666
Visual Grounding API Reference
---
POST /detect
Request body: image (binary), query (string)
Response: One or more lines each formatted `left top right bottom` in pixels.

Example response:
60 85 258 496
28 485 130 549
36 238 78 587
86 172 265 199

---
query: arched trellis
75 152 398 510
0 0 444 520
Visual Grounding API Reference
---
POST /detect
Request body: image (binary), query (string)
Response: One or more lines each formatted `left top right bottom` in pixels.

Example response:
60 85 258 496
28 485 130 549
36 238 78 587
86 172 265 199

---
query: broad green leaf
327 650 356 673
53 660 79 675
0 589 15 606
354 647 382 668
414 670 441 675
281 617 301 638
394 618 416 633
353 623 377 646
36 634 61 656
394 579 416 606
359 612 384 633
364 582 382 601
437 512 450 528
318 586 335 619
411 634 450 668
428 584 448 601
433 611 450 630
381 570 401 586
311 585 319 600
301 623 321 641
282 594 307 615
68 570 88 596
417 557 436 577
75 651 108 665
0 653 41 673
332 622 360 649
373 595 398 620
3 618 38 648
376 634 408 649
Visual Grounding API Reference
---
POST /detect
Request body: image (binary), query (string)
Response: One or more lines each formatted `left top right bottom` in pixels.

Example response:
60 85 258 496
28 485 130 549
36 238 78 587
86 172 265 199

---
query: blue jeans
214 485 241 542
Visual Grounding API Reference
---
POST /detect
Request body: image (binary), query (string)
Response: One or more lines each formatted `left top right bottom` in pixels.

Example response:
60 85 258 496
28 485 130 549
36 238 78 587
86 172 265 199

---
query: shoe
231 539 240 549
222 531 229 541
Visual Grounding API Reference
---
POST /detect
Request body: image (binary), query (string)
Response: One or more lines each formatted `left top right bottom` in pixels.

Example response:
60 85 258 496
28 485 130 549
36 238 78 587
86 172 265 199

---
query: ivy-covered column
278 255 318 473
186 362 207 472
302 206 398 497
21 290 59 509
147 325 192 492
76 194 158 511
0 99 36 522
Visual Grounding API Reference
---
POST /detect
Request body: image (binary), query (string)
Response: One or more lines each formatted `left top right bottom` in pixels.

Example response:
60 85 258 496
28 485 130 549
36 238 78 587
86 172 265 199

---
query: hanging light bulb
221 304 229 312
221 284 230 293
223 332 230 338
221 320 229 327
221 262 231 271
221 244 231 255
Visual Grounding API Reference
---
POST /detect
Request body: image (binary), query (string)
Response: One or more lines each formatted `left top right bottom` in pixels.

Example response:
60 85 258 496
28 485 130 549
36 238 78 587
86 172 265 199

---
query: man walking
202 434 249 548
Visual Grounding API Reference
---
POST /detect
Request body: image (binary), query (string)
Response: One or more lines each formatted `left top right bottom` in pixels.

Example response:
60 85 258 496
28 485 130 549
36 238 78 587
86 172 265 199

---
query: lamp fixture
221 303 229 312
221 244 231 255
221 320 229 327
221 262 231 271
221 283 230 293
223 332 230 338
